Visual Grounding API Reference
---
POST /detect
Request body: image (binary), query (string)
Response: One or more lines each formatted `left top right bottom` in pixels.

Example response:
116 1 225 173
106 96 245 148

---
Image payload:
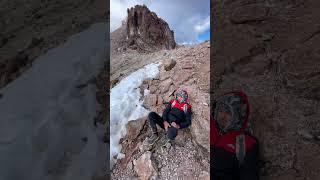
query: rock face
133 152 158 180
111 5 176 54
212 0 320 179
0 0 106 89
126 5 176 51
126 118 147 141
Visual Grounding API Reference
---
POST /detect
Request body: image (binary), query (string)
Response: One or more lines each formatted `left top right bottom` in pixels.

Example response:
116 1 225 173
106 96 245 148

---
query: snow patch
110 63 160 167
0 23 108 180
144 89 150 96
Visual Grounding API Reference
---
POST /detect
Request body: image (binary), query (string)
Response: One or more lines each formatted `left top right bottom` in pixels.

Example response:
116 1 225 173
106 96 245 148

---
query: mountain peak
111 5 176 53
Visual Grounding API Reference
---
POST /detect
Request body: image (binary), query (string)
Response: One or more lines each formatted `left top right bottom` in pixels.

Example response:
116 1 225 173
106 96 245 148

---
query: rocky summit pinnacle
112 5 176 53
126 5 176 51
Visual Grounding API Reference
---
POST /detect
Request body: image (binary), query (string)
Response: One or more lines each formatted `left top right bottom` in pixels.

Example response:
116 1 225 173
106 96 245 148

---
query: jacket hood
213 91 250 132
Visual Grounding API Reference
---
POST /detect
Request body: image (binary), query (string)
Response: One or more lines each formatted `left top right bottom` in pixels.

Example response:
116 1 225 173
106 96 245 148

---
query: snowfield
0 23 108 180
110 63 160 168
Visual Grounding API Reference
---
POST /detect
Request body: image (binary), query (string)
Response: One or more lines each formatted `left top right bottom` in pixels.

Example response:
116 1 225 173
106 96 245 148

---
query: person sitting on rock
147 89 192 147
211 91 259 180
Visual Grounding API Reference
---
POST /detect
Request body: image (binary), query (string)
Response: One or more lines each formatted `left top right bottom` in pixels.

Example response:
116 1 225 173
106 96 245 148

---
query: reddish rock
159 78 173 93
182 62 193 69
157 96 163 106
133 152 158 180
164 58 176 71
190 105 210 151
143 94 158 108
126 117 147 141
149 85 157 94
172 69 193 86
159 71 170 81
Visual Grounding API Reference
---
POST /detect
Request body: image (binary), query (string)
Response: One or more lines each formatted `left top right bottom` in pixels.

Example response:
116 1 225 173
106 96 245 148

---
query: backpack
211 91 258 166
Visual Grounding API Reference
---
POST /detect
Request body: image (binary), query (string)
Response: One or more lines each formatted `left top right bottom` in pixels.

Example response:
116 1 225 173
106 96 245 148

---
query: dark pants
148 112 178 140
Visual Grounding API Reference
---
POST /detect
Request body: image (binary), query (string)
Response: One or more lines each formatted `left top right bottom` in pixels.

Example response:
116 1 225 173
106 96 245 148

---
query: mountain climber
211 91 259 180
147 89 192 148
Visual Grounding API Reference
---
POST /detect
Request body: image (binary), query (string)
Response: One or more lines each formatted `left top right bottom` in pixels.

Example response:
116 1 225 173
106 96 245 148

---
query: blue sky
111 0 210 44
198 29 210 42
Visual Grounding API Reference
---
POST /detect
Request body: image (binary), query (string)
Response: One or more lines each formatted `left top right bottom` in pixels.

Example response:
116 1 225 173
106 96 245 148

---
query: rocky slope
0 0 107 89
0 1 109 179
111 5 210 180
212 0 320 179
111 41 210 180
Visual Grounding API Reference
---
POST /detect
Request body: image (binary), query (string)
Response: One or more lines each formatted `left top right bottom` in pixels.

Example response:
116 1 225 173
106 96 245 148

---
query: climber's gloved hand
163 121 170 131
171 122 180 129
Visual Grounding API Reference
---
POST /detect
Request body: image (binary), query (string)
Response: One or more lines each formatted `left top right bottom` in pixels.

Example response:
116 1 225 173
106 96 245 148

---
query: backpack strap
236 134 246 166
171 100 176 108
183 104 188 114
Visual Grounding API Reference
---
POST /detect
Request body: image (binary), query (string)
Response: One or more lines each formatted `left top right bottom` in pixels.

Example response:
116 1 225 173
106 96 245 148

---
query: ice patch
110 63 160 167
0 23 108 180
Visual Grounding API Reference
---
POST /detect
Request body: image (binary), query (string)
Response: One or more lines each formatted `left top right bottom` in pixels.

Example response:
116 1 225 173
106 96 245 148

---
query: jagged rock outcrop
212 0 320 179
111 5 176 54
126 5 176 51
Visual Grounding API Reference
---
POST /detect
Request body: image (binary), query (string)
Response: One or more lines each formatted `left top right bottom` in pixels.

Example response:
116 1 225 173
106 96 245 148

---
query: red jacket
211 91 259 180
162 99 192 129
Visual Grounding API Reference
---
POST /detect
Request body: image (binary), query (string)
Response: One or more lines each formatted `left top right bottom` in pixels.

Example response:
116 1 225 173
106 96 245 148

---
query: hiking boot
160 135 172 149
163 140 172 149
148 133 159 145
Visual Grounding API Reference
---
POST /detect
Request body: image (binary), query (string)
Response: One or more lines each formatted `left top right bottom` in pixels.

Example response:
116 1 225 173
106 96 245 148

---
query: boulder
149 85 157 94
143 94 158 108
159 71 170 81
164 58 176 71
157 96 163 106
133 152 158 180
126 117 147 141
159 78 173 93
185 87 210 151
190 105 210 151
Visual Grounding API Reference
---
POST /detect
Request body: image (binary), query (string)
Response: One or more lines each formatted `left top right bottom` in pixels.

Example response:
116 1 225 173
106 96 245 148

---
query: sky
110 0 210 44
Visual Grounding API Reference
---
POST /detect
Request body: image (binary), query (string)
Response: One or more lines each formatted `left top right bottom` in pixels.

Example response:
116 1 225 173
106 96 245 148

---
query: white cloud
194 16 210 34
110 0 142 32
110 0 210 44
